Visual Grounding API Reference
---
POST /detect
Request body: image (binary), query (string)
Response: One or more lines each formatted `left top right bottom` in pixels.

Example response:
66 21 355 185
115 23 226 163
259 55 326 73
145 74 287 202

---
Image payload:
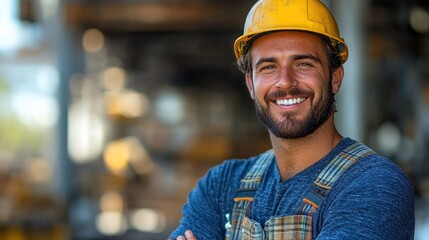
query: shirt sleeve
169 160 245 239
315 156 415 240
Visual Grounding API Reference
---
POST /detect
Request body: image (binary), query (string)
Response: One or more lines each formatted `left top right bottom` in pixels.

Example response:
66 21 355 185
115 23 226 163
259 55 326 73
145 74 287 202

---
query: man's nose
275 67 297 89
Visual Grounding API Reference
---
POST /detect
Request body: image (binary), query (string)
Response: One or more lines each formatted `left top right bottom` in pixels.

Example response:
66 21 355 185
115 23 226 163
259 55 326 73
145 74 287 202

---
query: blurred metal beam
38 0 84 238
64 2 252 32
332 0 369 142
19 0 37 22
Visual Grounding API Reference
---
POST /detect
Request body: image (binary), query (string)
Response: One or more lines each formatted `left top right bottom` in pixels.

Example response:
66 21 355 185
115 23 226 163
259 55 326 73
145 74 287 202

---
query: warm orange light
105 90 149 119
100 191 124 212
103 137 154 175
103 140 129 174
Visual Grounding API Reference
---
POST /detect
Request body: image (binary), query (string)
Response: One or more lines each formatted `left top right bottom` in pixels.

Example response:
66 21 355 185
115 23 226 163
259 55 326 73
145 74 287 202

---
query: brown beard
254 80 335 139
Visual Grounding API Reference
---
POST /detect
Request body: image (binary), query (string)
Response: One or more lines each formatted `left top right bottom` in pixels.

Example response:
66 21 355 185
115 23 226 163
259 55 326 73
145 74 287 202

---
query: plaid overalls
226 142 375 240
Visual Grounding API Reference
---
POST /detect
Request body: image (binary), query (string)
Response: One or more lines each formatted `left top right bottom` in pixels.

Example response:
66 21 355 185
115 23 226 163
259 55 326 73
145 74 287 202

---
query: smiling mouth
275 97 306 106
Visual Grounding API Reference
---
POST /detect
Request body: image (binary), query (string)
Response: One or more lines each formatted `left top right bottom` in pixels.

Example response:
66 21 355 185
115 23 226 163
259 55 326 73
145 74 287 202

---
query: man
170 0 415 239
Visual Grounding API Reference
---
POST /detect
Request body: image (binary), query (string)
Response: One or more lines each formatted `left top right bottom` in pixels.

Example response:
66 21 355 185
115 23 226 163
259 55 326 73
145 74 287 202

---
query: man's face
245 31 343 139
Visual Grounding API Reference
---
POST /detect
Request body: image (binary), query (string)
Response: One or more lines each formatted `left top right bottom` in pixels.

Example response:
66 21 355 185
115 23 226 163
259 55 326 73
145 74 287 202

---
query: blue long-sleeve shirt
170 138 415 239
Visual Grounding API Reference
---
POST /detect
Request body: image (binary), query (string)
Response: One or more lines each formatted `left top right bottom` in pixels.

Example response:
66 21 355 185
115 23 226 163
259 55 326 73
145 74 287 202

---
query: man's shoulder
351 147 409 182
335 143 413 193
316 141 415 239
339 138 408 180
325 138 414 204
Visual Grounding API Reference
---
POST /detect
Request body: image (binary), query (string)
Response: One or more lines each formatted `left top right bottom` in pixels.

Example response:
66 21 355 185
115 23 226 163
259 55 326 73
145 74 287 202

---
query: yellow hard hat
234 0 348 63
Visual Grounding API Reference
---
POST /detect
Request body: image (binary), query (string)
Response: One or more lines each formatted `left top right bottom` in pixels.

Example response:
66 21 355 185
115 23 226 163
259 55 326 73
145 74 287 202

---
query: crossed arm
175 230 197 240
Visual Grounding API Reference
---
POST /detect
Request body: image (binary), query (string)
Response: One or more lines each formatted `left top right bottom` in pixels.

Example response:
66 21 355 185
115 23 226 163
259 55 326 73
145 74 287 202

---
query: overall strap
298 142 376 216
227 150 274 240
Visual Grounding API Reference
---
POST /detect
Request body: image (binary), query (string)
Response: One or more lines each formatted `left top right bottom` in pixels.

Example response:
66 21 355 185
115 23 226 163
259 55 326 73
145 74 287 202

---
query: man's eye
260 65 276 71
297 62 313 67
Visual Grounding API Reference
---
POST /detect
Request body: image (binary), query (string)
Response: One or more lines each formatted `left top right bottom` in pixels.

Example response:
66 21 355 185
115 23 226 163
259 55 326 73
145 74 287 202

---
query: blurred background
0 0 428 239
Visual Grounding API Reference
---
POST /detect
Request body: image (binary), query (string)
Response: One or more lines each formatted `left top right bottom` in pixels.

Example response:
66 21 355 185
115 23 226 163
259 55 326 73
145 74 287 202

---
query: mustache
265 88 313 100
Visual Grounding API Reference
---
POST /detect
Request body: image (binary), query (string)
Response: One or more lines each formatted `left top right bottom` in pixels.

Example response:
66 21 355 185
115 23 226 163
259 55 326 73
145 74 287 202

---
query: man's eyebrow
292 54 322 64
254 54 322 69
254 57 276 69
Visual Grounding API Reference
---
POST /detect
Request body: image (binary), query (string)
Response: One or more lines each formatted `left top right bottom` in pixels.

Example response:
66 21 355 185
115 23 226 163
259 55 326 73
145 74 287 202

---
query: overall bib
226 142 375 240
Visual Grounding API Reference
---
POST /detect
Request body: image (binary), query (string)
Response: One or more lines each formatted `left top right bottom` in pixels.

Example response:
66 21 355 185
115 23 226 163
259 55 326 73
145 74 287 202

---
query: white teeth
276 98 306 106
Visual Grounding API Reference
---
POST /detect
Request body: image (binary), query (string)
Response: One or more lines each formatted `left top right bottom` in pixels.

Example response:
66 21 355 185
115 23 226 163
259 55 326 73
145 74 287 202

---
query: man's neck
270 118 343 180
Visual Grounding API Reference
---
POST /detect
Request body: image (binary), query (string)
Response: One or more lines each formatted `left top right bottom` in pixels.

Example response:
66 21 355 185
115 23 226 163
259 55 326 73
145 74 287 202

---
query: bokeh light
82 28 105 53
130 208 167 233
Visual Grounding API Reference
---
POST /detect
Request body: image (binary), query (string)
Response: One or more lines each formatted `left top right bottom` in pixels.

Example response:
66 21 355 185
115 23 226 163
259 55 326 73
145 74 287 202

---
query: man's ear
331 66 344 94
245 73 255 99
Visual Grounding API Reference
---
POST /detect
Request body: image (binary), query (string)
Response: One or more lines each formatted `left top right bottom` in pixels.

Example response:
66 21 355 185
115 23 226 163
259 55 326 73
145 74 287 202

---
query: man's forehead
252 31 324 49
250 31 327 60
